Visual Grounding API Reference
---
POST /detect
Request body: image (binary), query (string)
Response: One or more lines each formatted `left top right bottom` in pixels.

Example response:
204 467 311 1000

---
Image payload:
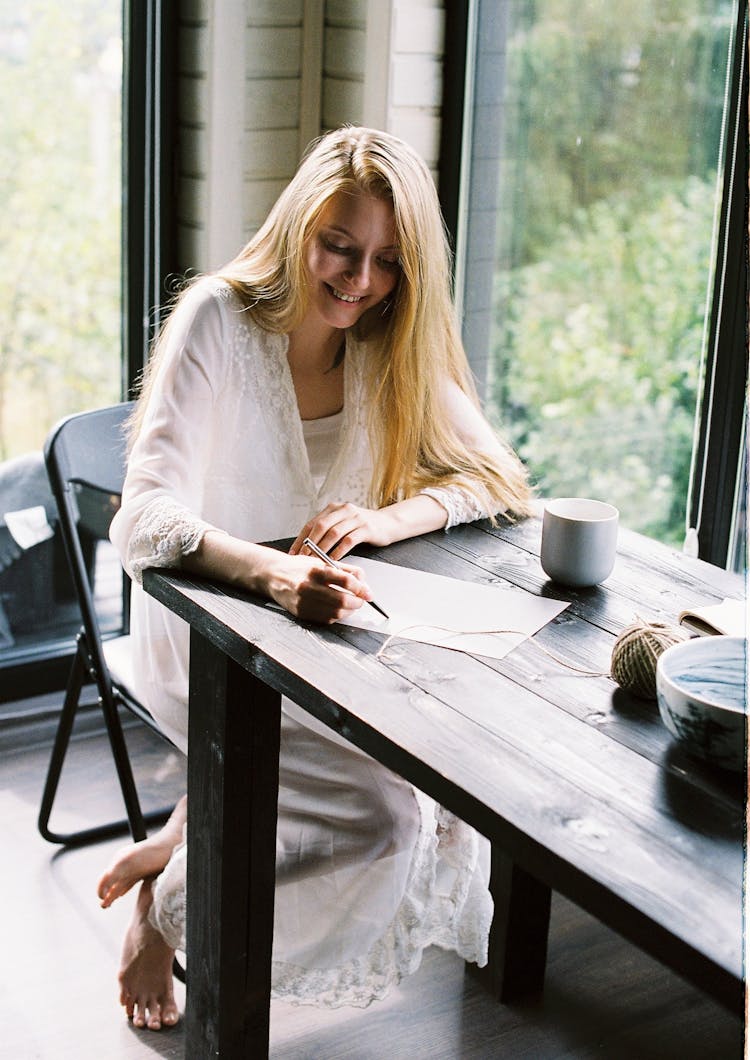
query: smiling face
303 189 400 332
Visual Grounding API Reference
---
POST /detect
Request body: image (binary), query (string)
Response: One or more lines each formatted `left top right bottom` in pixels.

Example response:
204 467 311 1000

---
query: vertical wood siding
176 0 446 271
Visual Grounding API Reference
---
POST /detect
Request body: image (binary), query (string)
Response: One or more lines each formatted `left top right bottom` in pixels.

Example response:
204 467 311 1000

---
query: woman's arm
182 529 372 623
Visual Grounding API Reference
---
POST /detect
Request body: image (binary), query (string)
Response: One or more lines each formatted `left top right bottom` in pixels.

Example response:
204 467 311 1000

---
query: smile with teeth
328 284 364 303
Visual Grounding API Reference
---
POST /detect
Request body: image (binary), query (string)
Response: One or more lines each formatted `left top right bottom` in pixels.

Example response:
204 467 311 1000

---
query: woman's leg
97 795 187 908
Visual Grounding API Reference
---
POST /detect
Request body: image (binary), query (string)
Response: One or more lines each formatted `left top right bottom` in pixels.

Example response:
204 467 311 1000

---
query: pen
303 537 390 620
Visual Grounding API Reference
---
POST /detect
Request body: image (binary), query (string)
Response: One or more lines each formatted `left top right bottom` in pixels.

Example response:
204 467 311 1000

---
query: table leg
185 628 281 1059
469 845 552 1002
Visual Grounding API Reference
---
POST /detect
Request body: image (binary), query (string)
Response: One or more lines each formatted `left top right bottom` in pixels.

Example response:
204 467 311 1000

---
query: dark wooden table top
144 514 745 1014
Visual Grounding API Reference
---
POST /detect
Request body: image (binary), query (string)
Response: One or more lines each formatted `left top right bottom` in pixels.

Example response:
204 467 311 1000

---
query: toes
147 1004 162 1031
126 994 179 1032
120 984 133 1012
161 1003 179 1027
131 999 159 1030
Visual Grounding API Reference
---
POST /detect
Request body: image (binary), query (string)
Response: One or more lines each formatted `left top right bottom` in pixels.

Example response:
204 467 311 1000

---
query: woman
100 125 533 1031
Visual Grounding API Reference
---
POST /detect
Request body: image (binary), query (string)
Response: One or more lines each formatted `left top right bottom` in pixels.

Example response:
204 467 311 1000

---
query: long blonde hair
134 125 533 518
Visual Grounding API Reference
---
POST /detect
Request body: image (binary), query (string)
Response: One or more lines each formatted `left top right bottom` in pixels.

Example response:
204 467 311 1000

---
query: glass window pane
485 0 737 547
0 1 122 664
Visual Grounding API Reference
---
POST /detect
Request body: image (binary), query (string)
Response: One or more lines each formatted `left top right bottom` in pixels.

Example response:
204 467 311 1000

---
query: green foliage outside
490 0 734 546
0 0 121 461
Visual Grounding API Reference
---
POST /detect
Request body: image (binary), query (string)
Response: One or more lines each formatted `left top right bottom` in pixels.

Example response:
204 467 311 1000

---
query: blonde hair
134 125 533 518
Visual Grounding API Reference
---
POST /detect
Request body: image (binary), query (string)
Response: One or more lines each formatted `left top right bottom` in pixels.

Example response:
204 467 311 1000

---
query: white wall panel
244 129 300 179
393 4 444 54
176 0 447 270
322 76 364 129
391 55 442 108
248 0 303 25
246 27 302 78
177 74 207 125
241 177 289 227
324 26 365 79
326 0 365 24
244 78 302 129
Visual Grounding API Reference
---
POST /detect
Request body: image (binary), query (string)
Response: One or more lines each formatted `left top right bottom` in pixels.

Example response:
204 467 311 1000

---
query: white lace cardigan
110 278 496 751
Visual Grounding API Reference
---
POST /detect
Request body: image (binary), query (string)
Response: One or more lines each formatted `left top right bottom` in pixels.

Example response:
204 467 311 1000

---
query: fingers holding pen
301 562 373 623
266 553 372 624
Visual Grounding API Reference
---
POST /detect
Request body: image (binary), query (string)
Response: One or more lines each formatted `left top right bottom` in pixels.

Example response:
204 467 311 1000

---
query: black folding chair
37 402 178 847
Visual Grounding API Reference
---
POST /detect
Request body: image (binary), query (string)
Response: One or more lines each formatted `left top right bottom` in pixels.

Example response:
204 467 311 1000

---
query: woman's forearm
378 493 449 544
181 530 280 594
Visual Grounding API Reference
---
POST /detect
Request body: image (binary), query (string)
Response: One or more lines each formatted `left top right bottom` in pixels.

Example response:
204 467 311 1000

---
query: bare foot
97 795 187 908
118 878 179 1031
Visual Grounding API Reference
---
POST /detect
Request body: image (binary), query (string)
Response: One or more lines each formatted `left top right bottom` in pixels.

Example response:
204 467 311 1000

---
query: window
445 0 745 565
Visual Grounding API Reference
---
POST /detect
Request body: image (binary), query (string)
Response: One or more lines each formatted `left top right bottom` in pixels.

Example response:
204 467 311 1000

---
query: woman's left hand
289 502 394 561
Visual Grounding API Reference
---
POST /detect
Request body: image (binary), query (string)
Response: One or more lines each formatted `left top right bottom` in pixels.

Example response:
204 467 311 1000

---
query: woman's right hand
263 552 372 624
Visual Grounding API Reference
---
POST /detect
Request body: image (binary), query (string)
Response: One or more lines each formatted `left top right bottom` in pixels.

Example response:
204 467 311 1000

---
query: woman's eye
378 257 400 271
322 238 351 255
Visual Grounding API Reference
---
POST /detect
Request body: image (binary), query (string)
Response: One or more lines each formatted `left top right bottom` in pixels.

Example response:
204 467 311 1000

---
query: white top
302 408 344 492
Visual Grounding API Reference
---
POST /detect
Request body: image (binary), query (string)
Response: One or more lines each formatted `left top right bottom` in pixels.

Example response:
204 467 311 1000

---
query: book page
678 598 746 638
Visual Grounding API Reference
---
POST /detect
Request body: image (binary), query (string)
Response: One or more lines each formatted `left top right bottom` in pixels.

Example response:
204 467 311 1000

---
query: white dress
110 277 496 1007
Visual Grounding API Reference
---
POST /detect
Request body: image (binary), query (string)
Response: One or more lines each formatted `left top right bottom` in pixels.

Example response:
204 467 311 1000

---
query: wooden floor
1 693 744 1059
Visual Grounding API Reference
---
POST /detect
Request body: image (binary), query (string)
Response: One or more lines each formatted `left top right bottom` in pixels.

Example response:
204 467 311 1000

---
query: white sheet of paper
339 557 568 660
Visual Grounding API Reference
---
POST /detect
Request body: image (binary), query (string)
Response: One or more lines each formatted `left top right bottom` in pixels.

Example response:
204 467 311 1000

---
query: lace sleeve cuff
125 496 224 583
419 486 487 529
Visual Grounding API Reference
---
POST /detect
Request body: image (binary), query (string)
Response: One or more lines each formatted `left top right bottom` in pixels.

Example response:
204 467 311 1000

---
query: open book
678 597 746 637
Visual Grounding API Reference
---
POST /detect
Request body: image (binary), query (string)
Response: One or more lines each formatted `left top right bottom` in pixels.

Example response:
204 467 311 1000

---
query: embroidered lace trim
420 486 487 529
126 497 222 584
149 842 186 951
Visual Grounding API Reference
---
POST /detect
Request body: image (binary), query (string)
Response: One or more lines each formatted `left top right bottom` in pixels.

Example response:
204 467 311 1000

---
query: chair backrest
45 403 133 499
44 403 135 692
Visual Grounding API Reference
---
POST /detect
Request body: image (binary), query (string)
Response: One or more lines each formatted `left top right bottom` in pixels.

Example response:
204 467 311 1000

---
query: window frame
687 0 748 568
440 0 748 570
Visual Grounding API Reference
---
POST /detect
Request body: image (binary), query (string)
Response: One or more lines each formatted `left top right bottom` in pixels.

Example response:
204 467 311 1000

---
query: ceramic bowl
656 635 747 771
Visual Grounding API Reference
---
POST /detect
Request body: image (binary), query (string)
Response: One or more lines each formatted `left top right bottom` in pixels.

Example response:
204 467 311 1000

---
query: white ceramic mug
540 498 619 588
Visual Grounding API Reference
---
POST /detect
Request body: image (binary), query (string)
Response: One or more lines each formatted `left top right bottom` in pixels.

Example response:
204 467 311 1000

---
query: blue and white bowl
656 635 747 772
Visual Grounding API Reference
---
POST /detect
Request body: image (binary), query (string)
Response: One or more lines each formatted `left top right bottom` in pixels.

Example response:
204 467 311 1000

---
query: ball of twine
610 619 691 700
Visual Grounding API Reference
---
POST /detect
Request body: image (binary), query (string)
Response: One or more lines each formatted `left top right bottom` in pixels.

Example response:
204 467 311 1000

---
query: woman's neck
287 316 344 374
286 317 346 420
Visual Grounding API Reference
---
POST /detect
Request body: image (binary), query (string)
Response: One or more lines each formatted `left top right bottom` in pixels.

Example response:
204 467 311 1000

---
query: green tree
0 0 121 459
492 176 714 544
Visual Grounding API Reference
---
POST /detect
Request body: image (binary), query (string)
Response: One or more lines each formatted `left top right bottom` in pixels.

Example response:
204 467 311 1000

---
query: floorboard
0 695 743 1059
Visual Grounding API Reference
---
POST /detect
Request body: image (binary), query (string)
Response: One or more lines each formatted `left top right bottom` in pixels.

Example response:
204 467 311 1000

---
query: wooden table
143 516 745 1058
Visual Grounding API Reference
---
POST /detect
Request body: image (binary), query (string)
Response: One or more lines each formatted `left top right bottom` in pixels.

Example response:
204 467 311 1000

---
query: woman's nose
345 255 370 288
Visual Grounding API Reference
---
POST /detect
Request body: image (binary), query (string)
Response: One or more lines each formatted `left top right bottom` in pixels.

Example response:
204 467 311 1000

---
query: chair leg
99 684 149 843
38 644 88 843
38 637 174 847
